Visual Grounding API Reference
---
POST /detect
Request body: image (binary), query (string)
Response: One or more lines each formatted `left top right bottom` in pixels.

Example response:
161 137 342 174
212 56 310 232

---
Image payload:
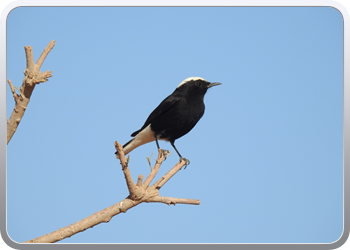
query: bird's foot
161 149 170 160
180 157 190 169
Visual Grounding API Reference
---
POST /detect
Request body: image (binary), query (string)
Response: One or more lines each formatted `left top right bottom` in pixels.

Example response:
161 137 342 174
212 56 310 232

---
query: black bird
116 77 221 164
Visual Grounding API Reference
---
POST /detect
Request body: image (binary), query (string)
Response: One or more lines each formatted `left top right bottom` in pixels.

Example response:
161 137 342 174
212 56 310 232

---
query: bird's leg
154 137 168 159
155 137 160 150
170 142 190 169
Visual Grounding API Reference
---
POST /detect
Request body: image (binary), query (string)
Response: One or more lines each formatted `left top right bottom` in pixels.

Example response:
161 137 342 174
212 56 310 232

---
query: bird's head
176 77 222 96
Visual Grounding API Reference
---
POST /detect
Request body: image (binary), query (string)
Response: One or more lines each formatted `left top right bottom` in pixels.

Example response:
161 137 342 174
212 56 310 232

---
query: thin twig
142 149 168 188
146 152 153 171
36 40 56 68
7 80 18 102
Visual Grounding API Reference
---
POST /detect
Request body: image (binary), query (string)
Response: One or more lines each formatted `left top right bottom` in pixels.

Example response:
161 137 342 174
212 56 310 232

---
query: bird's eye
196 81 202 87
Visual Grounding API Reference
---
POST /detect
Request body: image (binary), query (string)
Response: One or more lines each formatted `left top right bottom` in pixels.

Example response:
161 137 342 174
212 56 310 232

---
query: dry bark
24 141 200 243
7 40 55 144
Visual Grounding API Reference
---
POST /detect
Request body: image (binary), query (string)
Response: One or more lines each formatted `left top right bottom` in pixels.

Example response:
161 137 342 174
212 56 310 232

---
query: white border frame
1 1 348 249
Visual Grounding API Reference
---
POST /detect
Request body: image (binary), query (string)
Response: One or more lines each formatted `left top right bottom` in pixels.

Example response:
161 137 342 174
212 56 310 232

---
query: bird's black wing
131 94 181 137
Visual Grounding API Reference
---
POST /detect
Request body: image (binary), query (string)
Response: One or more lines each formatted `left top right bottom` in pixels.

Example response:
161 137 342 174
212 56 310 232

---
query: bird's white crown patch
177 77 206 88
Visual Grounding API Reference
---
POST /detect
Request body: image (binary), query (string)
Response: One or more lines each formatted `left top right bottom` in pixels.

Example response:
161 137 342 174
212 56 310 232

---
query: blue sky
6 7 343 243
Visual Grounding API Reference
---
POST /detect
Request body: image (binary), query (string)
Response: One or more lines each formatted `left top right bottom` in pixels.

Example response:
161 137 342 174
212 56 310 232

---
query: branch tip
7 80 19 102
136 175 143 187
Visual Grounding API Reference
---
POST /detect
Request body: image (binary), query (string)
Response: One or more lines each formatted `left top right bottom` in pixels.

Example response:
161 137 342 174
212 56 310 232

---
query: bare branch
114 141 142 200
147 196 200 206
23 198 138 243
24 141 200 243
146 152 153 171
36 40 56 68
142 149 168 188
153 159 187 189
24 45 34 71
136 175 144 187
7 40 55 144
7 80 18 102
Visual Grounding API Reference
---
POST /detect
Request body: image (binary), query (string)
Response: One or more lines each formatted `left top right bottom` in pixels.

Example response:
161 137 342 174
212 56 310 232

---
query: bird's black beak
207 82 222 88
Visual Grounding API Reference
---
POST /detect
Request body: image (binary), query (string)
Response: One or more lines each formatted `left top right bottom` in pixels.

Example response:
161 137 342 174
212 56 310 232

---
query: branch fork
24 141 200 243
7 40 55 144
114 141 199 206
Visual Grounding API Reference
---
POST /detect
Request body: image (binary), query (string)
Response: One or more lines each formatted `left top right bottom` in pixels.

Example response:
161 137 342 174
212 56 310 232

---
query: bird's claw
180 157 190 169
161 149 170 160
